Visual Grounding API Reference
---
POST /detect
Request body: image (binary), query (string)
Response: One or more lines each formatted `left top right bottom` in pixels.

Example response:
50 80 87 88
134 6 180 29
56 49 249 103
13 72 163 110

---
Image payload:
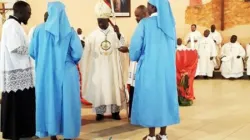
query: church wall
185 0 250 46
1 0 250 46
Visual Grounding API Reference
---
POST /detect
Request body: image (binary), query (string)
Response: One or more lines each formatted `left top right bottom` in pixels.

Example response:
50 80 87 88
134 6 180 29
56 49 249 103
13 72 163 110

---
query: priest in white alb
209 25 222 69
196 30 217 78
82 0 127 121
246 43 250 77
185 24 202 49
220 35 245 79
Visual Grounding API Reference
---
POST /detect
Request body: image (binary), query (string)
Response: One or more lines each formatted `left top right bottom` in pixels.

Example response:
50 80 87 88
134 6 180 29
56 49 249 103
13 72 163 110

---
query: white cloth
82 26 126 112
220 42 245 78
246 44 250 75
177 44 187 49
196 37 217 77
0 19 34 92
209 30 222 48
127 61 137 87
185 30 202 49
95 0 112 18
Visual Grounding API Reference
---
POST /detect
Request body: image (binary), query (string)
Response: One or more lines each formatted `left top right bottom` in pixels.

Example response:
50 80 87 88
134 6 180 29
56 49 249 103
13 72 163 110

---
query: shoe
50 136 58 140
112 112 121 120
156 134 168 140
96 114 104 121
143 136 156 140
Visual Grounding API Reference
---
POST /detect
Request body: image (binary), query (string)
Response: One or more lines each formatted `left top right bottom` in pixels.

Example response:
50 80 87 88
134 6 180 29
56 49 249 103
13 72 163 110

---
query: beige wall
2 0 250 46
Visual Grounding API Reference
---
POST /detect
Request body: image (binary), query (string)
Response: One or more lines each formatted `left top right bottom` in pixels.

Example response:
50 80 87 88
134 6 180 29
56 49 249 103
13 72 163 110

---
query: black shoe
96 114 104 121
112 112 121 120
51 136 58 140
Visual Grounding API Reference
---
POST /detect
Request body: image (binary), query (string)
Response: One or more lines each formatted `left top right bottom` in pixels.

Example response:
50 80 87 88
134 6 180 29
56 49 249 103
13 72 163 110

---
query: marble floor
1 80 250 140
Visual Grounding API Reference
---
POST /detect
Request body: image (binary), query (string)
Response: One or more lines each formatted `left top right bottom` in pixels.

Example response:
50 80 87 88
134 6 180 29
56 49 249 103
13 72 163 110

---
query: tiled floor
1 80 250 140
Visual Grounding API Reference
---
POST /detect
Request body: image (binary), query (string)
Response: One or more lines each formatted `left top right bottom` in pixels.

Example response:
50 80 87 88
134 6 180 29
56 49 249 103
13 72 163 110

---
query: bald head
134 5 148 23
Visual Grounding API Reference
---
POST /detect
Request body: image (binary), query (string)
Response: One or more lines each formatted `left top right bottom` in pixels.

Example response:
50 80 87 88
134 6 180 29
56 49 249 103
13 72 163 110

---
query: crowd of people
180 24 250 79
0 0 179 140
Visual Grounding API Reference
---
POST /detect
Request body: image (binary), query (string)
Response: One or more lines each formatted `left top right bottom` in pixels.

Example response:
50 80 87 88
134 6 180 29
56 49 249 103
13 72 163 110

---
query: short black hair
13 1 30 14
191 24 197 28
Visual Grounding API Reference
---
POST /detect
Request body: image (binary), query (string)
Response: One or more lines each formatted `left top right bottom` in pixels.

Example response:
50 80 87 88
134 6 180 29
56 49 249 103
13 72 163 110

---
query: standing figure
82 0 127 121
127 5 148 119
0 1 35 140
196 30 217 78
29 1 83 140
220 35 245 79
209 25 222 69
129 0 180 140
185 24 202 49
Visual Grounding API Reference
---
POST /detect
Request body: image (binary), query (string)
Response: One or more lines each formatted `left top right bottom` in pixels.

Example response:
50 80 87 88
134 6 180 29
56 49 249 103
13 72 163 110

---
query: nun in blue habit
129 0 180 140
29 1 83 140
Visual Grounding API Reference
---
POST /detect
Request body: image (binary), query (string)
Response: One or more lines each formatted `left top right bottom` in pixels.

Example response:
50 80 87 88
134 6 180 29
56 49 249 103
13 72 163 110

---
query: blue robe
29 23 83 138
129 16 180 127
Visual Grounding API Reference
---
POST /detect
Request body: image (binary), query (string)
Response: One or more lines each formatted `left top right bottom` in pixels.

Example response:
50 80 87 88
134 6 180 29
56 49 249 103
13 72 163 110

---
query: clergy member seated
185 24 202 49
177 38 187 49
196 30 217 78
220 35 246 79
82 0 127 121
246 43 250 78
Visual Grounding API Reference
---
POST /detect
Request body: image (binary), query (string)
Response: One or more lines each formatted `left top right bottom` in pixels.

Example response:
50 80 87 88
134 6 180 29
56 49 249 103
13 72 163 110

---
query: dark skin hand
237 56 241 59
214 40 217 43
210 57 213 60
112 24 129 53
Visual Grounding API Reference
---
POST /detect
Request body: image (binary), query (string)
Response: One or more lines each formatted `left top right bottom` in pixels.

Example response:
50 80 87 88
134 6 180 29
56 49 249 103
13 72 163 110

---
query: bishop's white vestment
196 37 217 77
82 26 126 114
220 42 245 78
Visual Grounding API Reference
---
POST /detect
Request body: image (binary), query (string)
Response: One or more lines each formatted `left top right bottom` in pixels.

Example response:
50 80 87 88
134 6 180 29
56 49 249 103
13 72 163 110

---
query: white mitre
95 0 112 19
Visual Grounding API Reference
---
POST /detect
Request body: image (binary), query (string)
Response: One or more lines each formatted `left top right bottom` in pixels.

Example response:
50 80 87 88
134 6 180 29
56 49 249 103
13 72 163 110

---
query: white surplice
82 26 126 112
196 37 217 77
220 42 245 78
185 30 202 49
209 30 222 68
0 19 34 92
246 44 250 75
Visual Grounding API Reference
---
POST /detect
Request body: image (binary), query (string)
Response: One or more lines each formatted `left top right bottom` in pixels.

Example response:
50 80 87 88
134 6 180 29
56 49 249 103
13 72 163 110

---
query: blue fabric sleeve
70 30 83 63
129 20 145 61
29 27 38 60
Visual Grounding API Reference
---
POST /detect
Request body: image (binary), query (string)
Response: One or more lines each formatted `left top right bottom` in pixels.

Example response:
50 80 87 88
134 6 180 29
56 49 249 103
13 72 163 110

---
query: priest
0 1 35 139
185 24 202 49
196 30 217 78
220 35 245 79
82 0 127 121
209 25 222 69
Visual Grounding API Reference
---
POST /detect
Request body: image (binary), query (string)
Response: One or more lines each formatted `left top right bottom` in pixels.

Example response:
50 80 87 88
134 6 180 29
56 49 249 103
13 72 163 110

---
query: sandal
156 134 168 140
143 135 156 140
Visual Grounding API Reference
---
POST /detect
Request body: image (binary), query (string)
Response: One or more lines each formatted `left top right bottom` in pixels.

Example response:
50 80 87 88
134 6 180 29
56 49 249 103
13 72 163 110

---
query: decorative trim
2 67 34 93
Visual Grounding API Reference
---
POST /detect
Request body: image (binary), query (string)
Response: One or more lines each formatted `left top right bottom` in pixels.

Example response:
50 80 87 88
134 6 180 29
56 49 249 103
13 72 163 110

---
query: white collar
150 13 158 17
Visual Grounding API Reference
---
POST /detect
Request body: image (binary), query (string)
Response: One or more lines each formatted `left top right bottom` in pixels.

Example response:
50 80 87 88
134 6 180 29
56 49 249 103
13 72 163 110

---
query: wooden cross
0 2 13 23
